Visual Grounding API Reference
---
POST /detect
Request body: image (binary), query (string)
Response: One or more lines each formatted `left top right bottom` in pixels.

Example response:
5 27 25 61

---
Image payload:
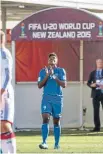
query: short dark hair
48 52 58 58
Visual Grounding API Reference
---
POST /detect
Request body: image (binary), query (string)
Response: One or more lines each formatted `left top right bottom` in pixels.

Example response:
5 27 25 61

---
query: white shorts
0 87 14 124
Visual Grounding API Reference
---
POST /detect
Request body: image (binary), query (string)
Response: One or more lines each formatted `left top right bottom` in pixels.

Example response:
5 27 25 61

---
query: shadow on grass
15 128 103 137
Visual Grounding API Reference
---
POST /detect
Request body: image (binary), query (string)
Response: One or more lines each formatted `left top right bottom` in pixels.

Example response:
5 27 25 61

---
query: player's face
48 56 58 65
96 59 103 69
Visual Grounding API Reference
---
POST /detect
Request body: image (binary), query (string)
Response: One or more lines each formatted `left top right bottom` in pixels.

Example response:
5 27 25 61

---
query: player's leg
52 100 63 149
39 113 50 149
53 117 61 149
1 121 16 153
39 97 52 149
0 91 16 153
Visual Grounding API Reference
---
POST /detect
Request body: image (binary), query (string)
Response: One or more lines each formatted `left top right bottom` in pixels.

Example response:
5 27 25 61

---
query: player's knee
43 117 50 123
53 118 60 126
54 122 60 126
1 121 12 133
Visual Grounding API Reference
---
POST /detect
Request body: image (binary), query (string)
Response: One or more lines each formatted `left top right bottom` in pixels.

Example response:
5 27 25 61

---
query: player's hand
0 88 5 95
91 83 96 88
49 65 54 75
52 74 57 80
45 66 49 77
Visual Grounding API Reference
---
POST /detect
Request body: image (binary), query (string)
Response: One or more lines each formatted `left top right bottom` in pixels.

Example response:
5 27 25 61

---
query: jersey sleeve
59 68 67 81
38 69 45 83
1 50 12 89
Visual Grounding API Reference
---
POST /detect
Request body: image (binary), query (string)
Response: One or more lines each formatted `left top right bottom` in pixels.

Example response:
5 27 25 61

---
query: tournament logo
19 23 27 38
97 22 103 37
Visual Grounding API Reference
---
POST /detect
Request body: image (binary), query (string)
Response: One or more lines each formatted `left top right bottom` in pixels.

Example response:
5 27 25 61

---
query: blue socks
41 123 49 144
54 125 61 146
41 123 61 146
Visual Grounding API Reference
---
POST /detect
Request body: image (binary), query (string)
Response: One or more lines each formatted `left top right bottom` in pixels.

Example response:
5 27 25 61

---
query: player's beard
49 64 57 68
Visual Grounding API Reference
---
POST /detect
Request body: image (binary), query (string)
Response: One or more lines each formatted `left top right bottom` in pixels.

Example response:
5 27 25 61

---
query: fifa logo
98 22 103 36
21 23 25 36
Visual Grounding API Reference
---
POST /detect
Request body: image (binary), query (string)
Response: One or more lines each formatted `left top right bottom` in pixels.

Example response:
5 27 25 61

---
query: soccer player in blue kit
38 53 67 149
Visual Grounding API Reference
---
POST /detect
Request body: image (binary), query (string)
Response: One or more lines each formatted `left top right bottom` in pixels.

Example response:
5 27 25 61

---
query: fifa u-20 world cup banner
12 8 103 41
28 22 96 39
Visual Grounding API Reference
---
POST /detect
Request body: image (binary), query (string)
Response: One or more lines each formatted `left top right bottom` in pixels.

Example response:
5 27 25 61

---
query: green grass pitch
16 129 103 153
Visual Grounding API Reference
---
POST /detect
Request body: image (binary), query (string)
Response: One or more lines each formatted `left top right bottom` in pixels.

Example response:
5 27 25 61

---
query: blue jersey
38 67 66 96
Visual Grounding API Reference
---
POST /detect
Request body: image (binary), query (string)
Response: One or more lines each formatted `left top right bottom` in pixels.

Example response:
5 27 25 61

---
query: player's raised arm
38 67 49 89
53 68 67 88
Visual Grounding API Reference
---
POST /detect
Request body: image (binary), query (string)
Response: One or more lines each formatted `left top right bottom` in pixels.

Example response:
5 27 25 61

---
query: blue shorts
41 95 63 118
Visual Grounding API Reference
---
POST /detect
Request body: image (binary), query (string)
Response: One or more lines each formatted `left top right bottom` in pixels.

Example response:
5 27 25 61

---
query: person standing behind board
87 59 103 132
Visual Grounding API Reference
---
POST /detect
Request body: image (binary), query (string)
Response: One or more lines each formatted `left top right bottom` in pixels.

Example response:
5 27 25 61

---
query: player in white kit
0 30 16 153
